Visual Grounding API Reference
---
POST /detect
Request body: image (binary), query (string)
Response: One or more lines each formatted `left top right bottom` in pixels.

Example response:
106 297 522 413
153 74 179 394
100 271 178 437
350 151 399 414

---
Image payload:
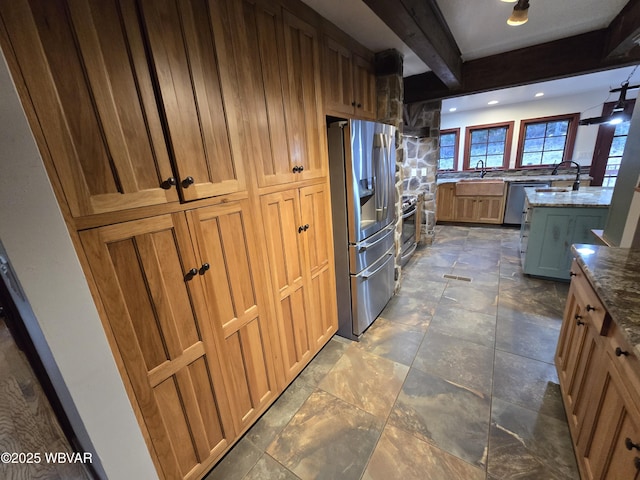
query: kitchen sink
534 187 571 193
455 179 505 196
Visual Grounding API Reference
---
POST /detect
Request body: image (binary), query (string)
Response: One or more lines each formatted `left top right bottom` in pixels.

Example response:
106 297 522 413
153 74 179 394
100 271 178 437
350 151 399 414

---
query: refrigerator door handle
357 224 395 252
356 248 395 279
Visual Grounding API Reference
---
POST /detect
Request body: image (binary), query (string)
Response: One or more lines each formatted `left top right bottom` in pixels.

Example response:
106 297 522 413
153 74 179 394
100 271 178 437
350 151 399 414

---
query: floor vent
443 274 472 282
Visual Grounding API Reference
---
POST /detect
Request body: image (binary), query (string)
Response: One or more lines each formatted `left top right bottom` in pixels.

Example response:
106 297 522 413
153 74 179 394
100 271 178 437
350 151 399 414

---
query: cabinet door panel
282 11 326 180
323 36 354 116
80 215 234 480
300 184 338 348
261 191 312 380
228 0 292 187
0 0 178 217
186 202 277 432
353 53 377 120
139 0 244 201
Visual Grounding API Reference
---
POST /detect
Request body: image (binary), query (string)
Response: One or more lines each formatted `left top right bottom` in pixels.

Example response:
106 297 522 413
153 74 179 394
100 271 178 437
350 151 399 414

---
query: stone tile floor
205 225 578 480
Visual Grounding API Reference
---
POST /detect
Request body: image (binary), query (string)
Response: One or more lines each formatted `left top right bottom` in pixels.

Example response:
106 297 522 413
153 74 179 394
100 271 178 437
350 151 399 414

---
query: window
463 122 513 170
590 100 635 187
515 113 579 168
438 128 459 171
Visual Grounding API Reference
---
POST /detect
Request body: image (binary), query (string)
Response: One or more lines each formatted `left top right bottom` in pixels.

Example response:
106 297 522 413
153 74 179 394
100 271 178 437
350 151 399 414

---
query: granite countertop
524 186 613 207
436 173 591 185
572 244 640 356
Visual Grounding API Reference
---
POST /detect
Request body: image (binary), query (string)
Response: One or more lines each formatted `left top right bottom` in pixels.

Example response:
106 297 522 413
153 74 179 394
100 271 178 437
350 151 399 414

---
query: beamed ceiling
302 0 640 104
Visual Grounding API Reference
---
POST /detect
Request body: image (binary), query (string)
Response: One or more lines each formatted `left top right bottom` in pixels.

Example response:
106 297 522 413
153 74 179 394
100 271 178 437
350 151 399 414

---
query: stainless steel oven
401 195 418 265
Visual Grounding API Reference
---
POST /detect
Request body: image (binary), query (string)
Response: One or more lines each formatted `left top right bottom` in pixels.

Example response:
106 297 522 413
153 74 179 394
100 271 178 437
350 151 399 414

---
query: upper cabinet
323 36 377 120
0 0 245 218
138 0 245 202
0 0 179 217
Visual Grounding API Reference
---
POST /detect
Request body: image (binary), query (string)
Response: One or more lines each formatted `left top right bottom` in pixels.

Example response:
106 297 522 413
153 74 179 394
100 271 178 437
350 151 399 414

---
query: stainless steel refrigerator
327 120 396 340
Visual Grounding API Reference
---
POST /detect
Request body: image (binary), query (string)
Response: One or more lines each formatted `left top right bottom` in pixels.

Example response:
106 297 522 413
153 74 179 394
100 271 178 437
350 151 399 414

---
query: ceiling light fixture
579 82 638 126
449 107 457 112
507 0 530 26
535 92 544 97
488 100 499 105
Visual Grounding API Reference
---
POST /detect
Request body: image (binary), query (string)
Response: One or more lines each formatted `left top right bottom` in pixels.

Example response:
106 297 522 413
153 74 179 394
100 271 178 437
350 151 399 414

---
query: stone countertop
436 173 591 185
524 186 613 207
572 244 640 356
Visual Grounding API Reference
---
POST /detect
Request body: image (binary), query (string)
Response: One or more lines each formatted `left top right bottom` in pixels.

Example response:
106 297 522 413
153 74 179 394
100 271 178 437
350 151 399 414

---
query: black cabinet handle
298 225 305 233
199 263 210 275
569 272 577 277
299 165 304 172
303 224 309 231
635 457 640 470
575 314 584 325
161 177 177 189
292 166 300 173
182 176 195 188
184 267 198 281
615 347 629 357
626 438 640 451
586 304 596 311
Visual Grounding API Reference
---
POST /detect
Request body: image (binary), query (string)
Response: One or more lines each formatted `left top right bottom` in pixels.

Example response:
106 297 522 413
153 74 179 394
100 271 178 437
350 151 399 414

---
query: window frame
438 128 460 172
463 121 514 171
514 113 580 169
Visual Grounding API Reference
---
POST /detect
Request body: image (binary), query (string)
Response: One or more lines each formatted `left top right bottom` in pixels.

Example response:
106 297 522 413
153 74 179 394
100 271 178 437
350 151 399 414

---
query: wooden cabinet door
353 53 377 120
226 0 292 188
323 36 354 117
185 201 278 433
138 0 245 201
260 190 313 381
281 10 326 182
476 196 505 223
80 214 235 480
436 183 455 221
299 184 338 350
0 0 178 217
455 196 477 222
578 356 640 480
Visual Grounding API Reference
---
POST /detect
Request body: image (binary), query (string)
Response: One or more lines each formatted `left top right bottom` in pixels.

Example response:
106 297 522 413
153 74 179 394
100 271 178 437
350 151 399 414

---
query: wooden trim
605 0 640 59
437 128 460 172
363 0 461 88
462 121 514 171
514 113 580 168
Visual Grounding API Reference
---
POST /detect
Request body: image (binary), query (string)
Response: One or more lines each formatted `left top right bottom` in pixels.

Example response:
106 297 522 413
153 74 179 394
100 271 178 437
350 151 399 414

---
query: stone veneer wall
375 50 403 291
402 100 442 244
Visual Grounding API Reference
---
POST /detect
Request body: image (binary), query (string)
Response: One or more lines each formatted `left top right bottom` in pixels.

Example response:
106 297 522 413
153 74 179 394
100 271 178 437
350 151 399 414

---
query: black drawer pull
586 304 596 312
184 267 198 281
626 438 640 451
199 263 210 275
615 347 629 357
575 314 584 326
569 271 577 277
181 176 195 188
635 457 640 470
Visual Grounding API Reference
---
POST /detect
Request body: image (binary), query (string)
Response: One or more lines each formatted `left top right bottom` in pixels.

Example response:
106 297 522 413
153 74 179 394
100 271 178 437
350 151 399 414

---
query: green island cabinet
520 189 611 280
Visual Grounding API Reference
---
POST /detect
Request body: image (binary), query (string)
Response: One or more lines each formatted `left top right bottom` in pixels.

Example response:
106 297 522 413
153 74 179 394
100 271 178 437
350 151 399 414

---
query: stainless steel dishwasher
504 181 551 224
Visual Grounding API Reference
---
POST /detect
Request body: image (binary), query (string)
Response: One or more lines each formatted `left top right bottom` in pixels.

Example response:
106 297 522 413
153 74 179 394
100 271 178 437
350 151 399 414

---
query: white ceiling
300 0 639 112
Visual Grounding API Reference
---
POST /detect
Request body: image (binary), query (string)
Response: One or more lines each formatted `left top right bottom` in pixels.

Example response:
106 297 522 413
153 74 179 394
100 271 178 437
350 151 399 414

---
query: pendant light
578 82 638 126
507 0 530 26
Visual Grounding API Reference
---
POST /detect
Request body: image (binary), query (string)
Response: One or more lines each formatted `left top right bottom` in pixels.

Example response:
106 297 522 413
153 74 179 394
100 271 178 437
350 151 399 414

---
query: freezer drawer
350 246 395 336
348 224 395 274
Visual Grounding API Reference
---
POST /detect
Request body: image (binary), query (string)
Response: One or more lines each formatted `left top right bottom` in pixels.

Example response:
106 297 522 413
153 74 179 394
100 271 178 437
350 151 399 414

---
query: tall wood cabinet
260 184 337 383
0 0 351 478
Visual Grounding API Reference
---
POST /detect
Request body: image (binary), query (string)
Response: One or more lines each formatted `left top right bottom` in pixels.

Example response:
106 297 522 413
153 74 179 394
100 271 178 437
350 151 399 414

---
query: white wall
0 49 158 479
440 89 631 171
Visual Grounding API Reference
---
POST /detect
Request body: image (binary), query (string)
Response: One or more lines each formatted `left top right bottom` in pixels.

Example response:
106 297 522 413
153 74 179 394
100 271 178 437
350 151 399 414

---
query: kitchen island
556 244 640 479
520 186 612 280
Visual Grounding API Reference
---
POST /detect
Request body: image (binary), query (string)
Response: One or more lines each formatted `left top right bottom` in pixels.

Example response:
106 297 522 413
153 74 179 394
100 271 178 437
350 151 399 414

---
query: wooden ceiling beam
405 29 640 104
605 0 640 58
363 0 462 88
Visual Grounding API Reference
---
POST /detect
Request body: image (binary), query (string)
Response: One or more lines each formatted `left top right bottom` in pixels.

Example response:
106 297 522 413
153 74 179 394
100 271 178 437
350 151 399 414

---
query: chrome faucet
475 159 487 178
551 161 581 191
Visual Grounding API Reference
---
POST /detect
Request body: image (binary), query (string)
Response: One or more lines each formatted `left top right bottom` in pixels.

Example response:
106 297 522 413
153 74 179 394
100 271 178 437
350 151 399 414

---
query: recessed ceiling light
449 107 457 112
488 100 499 105
535 92 544 97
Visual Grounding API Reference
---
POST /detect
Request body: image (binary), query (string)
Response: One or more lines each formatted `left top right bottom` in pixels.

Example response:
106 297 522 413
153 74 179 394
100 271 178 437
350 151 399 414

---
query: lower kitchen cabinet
436 182 506 224
555 260 640 480
79 200 279 480
520 204 609 280
436 183 456 222
260 183 338 383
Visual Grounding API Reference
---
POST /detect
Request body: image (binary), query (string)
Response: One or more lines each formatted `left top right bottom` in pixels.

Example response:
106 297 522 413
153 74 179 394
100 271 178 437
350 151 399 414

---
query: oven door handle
358 251 394 279
402 206 416 219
